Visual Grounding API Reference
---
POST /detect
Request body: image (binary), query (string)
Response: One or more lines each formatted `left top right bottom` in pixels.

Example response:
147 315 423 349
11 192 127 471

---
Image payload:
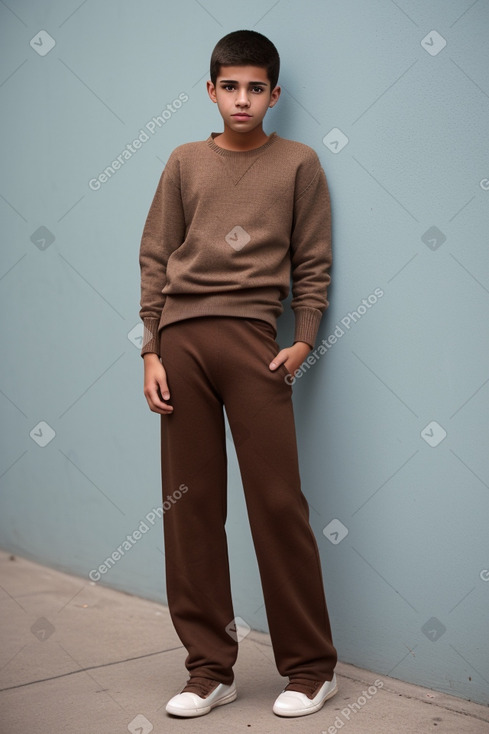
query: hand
269 341 311 376
143 353 173 414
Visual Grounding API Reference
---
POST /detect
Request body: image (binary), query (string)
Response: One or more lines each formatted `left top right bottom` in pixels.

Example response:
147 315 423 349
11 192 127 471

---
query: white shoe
166 679 237 717
273 674 338 717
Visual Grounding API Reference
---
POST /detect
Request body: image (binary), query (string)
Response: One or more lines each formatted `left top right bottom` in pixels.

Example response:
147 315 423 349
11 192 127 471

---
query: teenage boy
139 29 338 718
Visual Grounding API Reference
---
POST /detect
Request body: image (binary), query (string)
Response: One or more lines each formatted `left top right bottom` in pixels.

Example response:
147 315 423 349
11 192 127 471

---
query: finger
156 404 174 415
151 400 173 415
269 350 287 370
158 377 170 401
155 391 173 412
147 388 173 414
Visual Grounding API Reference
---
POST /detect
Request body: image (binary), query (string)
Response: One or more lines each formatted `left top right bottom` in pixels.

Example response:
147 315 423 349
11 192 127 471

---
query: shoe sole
273 680 338 717
166 688 237 717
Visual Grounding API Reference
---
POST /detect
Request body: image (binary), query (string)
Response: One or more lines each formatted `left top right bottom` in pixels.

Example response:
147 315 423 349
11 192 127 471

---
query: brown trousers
159 316 337 685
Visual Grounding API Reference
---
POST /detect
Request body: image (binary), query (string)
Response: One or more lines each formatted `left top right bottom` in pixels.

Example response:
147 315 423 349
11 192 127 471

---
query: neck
214 124 269 151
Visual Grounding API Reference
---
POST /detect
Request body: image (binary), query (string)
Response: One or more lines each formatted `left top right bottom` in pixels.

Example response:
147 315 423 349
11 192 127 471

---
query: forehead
216 65 269 84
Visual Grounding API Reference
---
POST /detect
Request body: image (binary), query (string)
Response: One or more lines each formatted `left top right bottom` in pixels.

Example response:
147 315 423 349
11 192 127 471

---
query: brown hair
210 30 280 90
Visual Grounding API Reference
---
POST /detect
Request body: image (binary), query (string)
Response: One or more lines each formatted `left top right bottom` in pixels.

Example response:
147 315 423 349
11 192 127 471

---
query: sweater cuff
293 308 322 349
140 318 161 357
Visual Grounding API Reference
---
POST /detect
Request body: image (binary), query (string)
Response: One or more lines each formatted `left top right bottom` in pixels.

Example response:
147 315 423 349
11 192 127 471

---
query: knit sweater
139 132 332 356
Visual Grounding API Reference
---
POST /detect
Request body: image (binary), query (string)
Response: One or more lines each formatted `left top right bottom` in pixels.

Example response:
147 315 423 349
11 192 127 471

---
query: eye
251 86 264 93
222 84 235 91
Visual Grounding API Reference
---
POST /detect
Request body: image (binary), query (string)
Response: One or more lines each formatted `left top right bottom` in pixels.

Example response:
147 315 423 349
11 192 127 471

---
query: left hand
269 341 311 376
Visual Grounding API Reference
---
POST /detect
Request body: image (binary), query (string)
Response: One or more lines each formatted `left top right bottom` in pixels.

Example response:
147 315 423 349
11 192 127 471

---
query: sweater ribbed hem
143 305 324 356
158 294 282 339
293 308 323 349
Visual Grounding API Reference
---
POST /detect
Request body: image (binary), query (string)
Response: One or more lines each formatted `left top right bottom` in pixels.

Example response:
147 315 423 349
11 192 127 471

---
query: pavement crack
0 645 183 692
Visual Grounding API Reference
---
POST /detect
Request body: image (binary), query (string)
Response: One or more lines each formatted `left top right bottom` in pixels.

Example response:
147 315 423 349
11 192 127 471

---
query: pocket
278 361 295 388
241 319 293 386
279 361 292 378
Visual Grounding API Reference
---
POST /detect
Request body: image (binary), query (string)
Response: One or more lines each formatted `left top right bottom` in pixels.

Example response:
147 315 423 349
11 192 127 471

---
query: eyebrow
219 79 269 87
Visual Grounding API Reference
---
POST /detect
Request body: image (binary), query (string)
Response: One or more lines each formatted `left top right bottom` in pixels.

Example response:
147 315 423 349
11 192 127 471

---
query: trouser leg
159 321 237 684
219 318 337 681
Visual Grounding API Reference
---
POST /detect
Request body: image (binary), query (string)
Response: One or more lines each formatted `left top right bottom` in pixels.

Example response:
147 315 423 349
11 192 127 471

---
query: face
207 65 281 135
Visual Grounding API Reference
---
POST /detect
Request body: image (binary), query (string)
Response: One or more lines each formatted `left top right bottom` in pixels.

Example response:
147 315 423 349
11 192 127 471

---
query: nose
236 87 250 107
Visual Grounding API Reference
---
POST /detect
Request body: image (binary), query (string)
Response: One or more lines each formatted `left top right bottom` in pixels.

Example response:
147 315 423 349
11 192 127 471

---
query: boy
139 30 338 718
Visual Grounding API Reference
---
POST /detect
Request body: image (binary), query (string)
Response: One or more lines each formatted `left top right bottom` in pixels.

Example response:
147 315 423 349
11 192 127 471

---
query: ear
207 80 217 103
268 85 281 108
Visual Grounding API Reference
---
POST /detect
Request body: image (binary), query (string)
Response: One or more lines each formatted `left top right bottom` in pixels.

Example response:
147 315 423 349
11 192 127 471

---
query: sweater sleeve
139 157 186 357
289 152 332 349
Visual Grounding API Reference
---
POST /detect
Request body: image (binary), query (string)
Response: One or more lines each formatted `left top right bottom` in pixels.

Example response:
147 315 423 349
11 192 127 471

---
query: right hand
143 353 173 414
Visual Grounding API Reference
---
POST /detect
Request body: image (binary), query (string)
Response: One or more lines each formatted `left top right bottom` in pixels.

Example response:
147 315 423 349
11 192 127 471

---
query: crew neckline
207 131 278 156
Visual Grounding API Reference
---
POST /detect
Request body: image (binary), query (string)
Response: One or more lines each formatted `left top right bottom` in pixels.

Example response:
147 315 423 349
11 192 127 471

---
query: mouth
232 113 251 118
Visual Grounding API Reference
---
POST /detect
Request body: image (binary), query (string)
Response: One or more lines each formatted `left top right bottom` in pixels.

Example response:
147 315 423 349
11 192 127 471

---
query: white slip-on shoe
166 679 237 718
273 674 338 717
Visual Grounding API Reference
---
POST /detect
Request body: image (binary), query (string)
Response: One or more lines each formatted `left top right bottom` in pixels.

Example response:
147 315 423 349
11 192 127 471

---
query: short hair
210 30 280 90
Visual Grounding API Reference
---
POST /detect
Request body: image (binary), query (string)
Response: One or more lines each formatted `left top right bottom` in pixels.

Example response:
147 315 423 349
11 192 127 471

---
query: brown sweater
139 132 332 355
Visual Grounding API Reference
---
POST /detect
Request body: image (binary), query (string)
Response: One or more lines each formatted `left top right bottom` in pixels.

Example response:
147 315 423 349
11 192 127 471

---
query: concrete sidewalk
0 551 487 734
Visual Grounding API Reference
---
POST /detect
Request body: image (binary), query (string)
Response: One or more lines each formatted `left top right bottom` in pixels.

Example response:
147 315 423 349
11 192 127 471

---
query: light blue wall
1 0 488 706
